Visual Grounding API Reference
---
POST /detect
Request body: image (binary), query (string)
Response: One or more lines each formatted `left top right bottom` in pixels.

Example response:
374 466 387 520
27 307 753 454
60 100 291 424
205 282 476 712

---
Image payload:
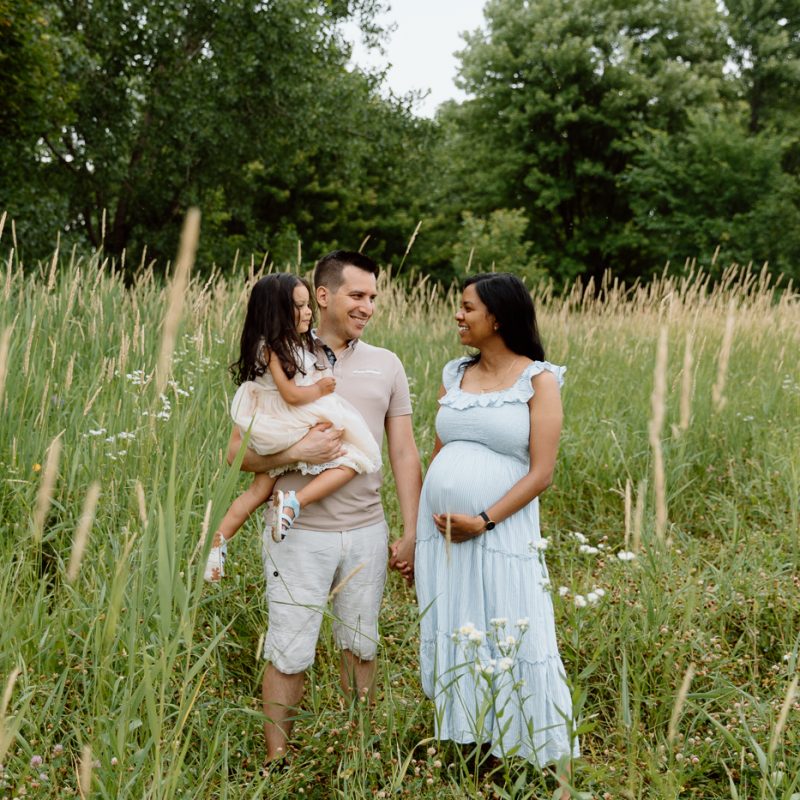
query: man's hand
389 534 415 586
432 513 485 543
287 421 344 465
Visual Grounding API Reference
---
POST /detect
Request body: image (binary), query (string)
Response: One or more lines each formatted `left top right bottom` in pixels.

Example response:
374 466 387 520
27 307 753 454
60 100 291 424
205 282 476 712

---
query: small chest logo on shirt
351 369 382 375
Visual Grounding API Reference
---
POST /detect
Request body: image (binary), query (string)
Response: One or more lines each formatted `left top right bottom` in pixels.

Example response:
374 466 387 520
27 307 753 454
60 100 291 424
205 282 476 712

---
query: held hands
315 377 336 397
389 534 415 586
432 513 485 543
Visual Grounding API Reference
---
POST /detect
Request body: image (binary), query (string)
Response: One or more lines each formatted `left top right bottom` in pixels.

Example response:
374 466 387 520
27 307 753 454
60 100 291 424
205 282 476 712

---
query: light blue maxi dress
415 357 579 766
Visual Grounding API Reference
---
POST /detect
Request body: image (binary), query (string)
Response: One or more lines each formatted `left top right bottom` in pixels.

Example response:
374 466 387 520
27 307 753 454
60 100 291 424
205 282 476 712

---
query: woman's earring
493 324 499 331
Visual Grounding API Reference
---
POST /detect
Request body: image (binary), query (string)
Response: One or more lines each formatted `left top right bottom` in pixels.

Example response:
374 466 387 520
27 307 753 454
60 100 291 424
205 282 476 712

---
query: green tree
452 208 546 285
442 0 729 284
625 112 800 279
1 0 433 271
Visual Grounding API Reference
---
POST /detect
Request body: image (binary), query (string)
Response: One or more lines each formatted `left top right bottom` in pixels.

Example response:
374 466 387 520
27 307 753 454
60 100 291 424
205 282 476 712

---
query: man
226 250 420 762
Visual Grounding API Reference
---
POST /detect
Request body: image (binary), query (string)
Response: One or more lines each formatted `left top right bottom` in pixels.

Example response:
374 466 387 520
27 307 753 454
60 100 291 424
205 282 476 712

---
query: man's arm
385 414 422 582
226 423 345 473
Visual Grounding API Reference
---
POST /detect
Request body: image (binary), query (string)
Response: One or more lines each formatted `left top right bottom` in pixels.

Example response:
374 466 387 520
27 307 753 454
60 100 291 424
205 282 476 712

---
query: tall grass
1 231 799 799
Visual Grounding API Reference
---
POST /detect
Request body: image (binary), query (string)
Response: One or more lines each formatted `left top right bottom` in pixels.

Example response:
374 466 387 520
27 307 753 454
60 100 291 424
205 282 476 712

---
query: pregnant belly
423 440 527 515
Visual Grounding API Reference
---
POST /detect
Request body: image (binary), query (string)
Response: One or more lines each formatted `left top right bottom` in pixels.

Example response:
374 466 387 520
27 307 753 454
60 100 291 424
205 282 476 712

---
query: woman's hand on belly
432 512 485 543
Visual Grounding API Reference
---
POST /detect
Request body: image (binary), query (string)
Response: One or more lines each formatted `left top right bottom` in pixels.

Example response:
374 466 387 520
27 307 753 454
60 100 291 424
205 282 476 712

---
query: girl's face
455 283 497 347
293 283 313 333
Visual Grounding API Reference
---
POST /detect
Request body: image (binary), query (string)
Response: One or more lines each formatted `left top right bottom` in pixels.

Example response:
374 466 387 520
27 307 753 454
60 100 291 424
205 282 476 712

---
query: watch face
485 520 496 530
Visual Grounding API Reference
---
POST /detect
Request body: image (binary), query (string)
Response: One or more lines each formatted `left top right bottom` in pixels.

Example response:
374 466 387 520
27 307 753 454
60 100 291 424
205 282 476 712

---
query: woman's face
455 283 497 347
292 283 313 334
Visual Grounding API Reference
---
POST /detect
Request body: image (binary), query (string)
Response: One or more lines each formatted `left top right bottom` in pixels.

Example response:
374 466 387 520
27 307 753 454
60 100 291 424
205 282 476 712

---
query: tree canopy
2 0 800 284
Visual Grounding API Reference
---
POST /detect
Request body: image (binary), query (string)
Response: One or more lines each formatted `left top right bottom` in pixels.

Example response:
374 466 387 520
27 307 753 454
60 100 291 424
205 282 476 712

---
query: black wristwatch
479 511 496 531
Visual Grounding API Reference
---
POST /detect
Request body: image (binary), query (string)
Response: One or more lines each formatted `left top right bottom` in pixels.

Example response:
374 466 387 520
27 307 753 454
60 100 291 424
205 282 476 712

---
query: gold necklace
472 358 525 393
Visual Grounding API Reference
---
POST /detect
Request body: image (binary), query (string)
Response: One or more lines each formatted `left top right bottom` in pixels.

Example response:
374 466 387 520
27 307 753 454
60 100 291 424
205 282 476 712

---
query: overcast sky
341 0 487 118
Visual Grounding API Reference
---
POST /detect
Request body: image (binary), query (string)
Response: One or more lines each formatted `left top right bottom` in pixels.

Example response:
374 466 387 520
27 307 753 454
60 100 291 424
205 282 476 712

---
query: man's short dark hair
313 250 379 292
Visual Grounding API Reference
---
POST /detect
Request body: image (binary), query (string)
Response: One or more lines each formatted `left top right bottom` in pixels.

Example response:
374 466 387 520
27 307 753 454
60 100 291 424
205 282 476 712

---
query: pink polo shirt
273 337 412 531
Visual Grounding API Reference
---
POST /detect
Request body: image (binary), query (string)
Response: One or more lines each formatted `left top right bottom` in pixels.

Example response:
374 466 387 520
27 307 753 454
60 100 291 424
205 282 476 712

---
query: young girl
204 273 382 582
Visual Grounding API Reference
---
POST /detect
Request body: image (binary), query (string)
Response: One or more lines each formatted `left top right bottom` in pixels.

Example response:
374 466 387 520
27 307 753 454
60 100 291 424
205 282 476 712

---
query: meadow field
1 220 799 799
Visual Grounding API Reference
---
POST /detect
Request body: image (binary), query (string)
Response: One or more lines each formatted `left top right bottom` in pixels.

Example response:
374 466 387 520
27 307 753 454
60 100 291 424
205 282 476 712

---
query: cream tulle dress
230 347 381 477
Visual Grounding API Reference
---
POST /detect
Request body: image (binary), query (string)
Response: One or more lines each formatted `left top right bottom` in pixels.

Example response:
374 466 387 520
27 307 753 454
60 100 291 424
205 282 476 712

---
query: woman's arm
433 371 562 542
267 351 335 405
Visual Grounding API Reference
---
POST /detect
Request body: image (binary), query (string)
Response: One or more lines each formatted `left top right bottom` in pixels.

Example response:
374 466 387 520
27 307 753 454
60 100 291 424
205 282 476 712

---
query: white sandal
267 490 301 542
204 539 227 582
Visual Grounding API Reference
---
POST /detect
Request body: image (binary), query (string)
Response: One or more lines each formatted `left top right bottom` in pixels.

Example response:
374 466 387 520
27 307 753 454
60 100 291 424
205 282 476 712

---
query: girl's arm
433 370 562 542
267 350 335 405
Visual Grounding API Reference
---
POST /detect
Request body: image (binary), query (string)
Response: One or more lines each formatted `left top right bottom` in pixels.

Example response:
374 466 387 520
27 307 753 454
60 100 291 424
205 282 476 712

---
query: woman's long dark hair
230 273 315 385
463 273 545 364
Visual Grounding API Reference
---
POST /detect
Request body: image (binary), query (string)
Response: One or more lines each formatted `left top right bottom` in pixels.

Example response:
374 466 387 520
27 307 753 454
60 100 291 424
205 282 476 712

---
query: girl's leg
216 472 277 543
205 473 275 582
275 467 357 533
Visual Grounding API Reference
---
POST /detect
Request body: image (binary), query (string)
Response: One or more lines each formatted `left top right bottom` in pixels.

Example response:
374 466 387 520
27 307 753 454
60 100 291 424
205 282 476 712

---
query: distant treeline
2 0 800 285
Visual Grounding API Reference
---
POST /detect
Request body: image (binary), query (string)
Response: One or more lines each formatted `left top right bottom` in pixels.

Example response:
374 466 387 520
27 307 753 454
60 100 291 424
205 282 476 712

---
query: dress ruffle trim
439 357 566 410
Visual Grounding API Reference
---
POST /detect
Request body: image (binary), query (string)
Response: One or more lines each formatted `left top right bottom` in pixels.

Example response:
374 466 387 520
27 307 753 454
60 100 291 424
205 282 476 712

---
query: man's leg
331 521 388 700
261 525 341 758
339 649 377 700
262 665 305 761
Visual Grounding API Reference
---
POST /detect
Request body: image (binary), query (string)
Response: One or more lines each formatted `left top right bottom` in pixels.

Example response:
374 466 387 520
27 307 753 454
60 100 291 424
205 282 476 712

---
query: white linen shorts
261 519 389 674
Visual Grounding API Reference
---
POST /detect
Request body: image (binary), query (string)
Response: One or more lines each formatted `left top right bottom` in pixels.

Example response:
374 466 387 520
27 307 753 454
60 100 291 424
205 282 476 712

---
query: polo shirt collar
311 329 358 366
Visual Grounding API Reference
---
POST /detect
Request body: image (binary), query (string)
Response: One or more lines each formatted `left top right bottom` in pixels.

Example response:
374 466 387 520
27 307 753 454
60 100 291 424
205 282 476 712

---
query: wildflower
110 757 118 766
427 746 437 756
33 463 41 473
86 428 106 437
504 634 517 647
52 744 64 756
497 657 514 672
570 531 588 544
529 538 548 551
458 622 477 636
468 629 484 643
593 588 606 597
489 617 508 628
578 544 600 555
574 595 587 608
617 551 637 561
516 617 529 630
558 586 569 597
587 591 600 604
30 755 43 768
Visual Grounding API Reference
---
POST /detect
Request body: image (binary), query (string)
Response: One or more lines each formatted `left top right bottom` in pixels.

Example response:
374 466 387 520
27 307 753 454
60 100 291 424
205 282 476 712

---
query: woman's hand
432 513 486 543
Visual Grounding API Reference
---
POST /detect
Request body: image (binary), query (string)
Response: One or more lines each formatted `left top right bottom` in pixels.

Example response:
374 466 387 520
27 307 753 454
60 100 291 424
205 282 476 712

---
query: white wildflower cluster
570 531 587 544
167 379 194 398
452 622 484 644
617 550 637 561
781 374 799 395
125 369 150 386
558 586 606 608
84 428 107 438
141 392 173 421
454 617 532 681
578 544 600 555
528 537 549 552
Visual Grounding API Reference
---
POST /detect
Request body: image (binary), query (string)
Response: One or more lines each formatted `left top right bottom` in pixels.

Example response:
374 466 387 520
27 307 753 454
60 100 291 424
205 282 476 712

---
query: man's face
317 265 377 342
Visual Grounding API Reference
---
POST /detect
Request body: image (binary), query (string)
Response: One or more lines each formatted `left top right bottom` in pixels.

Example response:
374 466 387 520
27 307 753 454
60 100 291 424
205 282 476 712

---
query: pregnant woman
414 272 578 785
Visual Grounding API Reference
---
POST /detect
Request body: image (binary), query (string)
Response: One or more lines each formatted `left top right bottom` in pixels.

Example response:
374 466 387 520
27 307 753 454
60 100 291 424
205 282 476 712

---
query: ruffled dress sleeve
441 357 471 392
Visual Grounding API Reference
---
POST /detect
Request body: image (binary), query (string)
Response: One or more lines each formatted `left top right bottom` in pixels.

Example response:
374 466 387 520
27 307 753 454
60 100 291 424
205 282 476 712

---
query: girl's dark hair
230 273 315 385
463 273 545 363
